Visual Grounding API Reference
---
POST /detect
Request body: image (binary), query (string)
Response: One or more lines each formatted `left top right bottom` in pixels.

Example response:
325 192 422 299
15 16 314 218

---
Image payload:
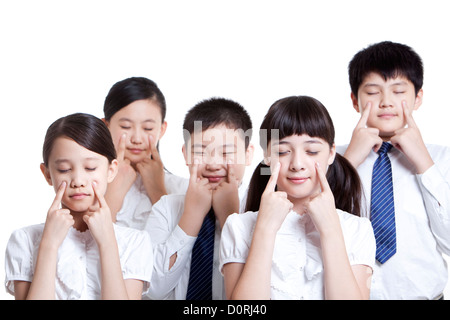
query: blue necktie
370 142 396 264
186 208 215 300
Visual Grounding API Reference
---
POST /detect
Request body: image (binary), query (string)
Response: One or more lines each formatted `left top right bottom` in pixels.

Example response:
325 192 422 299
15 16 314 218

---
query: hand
108 133 137 195
179 159 213 236
212 162 240 228
83 182 116 248
390 101 434 173
344 102 383 168
41 182 74 249
256 162 293 235
136 135 167 203
304 163 339 236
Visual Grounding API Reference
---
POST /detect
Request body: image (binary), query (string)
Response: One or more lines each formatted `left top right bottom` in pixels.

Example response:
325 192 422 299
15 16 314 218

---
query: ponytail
245 161 270 212
326 153 363 217
245 154 363 217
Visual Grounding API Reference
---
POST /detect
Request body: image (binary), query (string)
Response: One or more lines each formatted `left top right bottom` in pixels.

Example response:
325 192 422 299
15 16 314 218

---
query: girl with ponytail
220 96 376 300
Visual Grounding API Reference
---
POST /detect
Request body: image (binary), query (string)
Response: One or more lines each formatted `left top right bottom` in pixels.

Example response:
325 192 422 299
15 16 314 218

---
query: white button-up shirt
337 143 450 299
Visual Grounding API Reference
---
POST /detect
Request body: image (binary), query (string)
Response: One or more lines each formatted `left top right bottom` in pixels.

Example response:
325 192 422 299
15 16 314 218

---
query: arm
25 182 74 300
306 163 369 300
85 182 139 299
224 162 293 300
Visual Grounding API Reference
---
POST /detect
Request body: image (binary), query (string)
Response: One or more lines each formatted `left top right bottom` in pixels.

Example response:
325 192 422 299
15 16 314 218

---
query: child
103 77 189 230
220 96 375 300
144 97 254 300
339 41 450 299
5 113 153 299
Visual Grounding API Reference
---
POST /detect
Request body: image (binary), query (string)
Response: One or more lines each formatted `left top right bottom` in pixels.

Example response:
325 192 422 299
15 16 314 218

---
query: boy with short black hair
339 41 450 299
144 97 254 300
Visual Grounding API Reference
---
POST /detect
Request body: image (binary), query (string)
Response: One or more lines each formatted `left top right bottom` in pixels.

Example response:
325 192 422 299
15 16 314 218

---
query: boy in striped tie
144 97 254 300
338 41 450 299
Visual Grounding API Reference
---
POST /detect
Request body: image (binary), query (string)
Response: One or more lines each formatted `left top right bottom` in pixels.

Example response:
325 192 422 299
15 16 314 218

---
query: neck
62 205 89 232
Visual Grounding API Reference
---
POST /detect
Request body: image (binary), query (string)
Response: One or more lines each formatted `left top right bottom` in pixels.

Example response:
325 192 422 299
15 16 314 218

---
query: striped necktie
370 142 396 264
186 208 215 300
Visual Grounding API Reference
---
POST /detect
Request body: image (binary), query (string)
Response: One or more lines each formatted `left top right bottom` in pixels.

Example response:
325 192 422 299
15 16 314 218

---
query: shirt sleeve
144 195 197 299
120 229 154 294
417 161 450 254
4 228 36 296
219 213 253 274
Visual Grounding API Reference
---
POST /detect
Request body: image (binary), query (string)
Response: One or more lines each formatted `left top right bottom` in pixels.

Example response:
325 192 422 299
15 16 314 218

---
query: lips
287 177 309 185
378 113 397 119
205 176 225 183
69 193 90 200
128 148 144 154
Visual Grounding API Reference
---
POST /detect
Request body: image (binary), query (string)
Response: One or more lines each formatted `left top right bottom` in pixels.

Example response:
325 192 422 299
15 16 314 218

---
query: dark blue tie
186 208 215 300
370 142 396 264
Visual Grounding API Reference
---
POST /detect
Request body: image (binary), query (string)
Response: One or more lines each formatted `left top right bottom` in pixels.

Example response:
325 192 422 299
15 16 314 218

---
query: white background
1 0 449 300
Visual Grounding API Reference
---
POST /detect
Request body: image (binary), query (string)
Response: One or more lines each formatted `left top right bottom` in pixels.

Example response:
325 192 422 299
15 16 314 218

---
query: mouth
287 177 309 185
204 176 225 183
69 193 90 200
378 113 397 119
127 148 145 155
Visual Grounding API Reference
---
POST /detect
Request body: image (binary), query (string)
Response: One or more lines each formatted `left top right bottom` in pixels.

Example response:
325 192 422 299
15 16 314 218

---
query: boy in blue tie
338 41 450 299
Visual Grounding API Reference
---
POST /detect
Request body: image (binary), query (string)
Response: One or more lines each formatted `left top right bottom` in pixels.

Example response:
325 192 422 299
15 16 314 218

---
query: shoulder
114 224 151 249
164 171 189 195
337 210 374 242
152 194 185 216
7 224 45 247
222 211 258 242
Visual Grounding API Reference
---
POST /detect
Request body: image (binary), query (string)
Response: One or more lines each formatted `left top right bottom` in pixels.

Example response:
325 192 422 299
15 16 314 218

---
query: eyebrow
118 117 156 124
363 81 408 88
191 143 237 149
54 157 100 164
273 139 323 146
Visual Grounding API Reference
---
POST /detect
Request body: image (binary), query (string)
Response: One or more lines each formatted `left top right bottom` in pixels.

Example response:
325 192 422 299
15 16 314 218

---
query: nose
204 150 224 170
130 128 143 145
69 169 87 189
289 151 305 172
379 93 394 108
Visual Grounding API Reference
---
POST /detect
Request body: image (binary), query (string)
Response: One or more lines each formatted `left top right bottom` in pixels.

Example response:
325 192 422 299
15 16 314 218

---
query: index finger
117 133 127 161
189 158 200 183
51 181 66 210
227 161 236 183
315 162 331 194
147 135 161 161
92 182 107 208
402 100 418 129
265 162 281 192
356 102 372 129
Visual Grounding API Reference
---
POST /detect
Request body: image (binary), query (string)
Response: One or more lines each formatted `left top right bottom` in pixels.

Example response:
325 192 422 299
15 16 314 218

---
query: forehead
360 72 414 89
110 99 162 123
48 137 104 163
189 124 246 148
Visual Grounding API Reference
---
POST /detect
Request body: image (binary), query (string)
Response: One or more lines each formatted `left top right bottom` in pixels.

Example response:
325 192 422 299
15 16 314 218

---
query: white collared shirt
5 224 153 299
143 184 248 300
219 209 375 300
116 171 189 230
337 143 450 299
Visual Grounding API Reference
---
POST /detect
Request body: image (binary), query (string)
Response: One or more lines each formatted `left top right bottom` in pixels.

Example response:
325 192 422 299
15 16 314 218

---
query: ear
102 118 109 127
107 159 119 183
182 144 189 166
159 121 168 140
328 144 337 166
413 89 424 111
40 163 53 186
245 143 255 166
351 92 360 113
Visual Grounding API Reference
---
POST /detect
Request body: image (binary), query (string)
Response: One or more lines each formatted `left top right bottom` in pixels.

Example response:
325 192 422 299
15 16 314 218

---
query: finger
227 161 236 183
117 134 127 161
51 181 67 210
357 102 372 129
148 135 161 161
315 162 331 194
402 100 418 129
189 158 199 182
266 162 281 192
92 182 107 208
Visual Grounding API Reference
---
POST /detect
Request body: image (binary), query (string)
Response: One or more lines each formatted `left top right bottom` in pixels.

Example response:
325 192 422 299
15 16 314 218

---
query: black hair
43 113 116 166
245 96 362 216
103 77 166 122
349 41 424 98
182 97 253 149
